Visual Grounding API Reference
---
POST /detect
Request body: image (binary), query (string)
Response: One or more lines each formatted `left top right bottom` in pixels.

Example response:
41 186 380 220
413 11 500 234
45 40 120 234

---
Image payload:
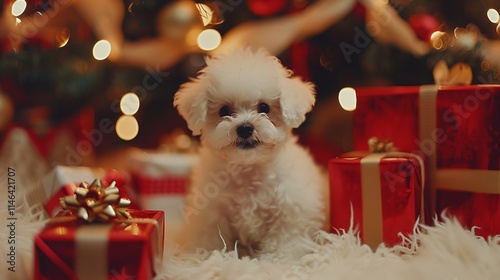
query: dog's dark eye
219 106 232 117
258 103 270 114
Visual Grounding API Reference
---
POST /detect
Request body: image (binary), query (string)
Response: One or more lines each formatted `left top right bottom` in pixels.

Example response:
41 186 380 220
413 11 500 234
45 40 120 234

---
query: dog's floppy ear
173 79 207 136
279 76 316 128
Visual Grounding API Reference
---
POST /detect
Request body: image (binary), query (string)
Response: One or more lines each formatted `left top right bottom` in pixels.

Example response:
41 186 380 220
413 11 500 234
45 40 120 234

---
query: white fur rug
1 184 500 280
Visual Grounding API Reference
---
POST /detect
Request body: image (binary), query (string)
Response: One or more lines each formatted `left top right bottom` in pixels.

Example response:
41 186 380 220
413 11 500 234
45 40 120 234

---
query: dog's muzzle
236 123 259 149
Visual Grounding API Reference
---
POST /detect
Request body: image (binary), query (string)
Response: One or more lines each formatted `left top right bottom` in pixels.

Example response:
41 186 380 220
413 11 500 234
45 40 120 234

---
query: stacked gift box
329 83 500 248
29 149 196 279
128 149 198 227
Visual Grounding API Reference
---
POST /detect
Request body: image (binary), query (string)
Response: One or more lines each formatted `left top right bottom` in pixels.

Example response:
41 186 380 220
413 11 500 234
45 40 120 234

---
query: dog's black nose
236 123 254 139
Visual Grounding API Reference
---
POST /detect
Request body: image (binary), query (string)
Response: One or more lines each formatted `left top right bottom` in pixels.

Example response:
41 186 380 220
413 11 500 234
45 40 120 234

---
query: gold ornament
60 179 131 223
156 1 204 46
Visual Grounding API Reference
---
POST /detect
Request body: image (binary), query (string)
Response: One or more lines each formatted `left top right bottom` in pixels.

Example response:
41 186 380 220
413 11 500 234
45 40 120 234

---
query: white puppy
174 48 324 260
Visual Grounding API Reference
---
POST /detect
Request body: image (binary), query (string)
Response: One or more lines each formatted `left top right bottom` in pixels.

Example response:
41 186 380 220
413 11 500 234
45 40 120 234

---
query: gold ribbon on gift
360 153 386 249
436 169 500 194
418 84 439 213
76 224 112 280
346 138 425 249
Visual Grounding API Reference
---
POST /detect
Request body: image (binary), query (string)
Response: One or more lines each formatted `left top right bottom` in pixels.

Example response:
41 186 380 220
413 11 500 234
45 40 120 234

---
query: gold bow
433 60 472 85
60 179 131 222
368 137 398 153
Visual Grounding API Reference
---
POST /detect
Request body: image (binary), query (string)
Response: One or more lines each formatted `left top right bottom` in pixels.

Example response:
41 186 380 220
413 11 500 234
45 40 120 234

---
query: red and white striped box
128 150 198 229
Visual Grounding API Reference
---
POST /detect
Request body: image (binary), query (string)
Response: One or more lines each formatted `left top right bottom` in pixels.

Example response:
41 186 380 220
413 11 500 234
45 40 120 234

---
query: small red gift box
329 152 424 249
34 209 164 280
26 166 138 217
128 150 198 224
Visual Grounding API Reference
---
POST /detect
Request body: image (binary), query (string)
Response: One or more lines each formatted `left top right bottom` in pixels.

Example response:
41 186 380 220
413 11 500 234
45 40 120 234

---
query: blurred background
1 0 499 171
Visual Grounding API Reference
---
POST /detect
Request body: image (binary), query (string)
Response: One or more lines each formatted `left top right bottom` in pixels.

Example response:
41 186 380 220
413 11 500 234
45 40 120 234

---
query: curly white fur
173 48 325 259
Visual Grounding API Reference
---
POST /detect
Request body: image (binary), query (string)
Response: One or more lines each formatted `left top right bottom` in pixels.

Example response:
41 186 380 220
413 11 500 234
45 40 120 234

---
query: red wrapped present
34 179 164 280
128 150 198 227
329 150 424 249
26 166 139 217
352 84 500 220
353 85 500 170
35 210 164 280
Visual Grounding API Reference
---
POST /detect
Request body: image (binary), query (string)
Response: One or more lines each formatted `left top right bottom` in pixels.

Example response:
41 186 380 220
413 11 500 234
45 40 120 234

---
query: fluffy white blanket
1 188 499 280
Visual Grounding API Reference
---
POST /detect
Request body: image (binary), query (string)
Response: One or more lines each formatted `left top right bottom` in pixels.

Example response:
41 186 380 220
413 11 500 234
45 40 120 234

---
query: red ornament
408 13 440 43
247 0 287 17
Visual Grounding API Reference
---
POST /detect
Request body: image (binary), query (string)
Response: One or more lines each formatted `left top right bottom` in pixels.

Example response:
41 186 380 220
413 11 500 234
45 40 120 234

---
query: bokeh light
116 115 139 141
56 28 70 48
92 40 112 60
195 3 213 26
338 87 357 111
487 9 500 23
11 0 27 17
120 92 140 115
431 31 446 50
197 29 221 51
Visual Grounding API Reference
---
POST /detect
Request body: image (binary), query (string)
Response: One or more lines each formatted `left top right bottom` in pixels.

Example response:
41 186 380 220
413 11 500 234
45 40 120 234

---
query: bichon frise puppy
174 48 324 260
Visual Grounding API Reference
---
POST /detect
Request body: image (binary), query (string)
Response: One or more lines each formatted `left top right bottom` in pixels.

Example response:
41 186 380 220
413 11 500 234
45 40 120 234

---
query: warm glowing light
195 3 213 26
497 23 500 35
56 28 70 48
120 92 140 115
92 40 112 60
430 31 445 50
338 87 357 111
116 115 139 141
197 29 221 51
454 28 476 50
15 18 21 26
11 0 27 17
54 226 68 235
431 31 443 41
487 9 500 23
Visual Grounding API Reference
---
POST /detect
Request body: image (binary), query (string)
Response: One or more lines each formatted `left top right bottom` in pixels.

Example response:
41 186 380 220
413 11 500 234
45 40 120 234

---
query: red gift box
26 166 139 217
329 152 424 249
128 150 197 221
34 209 164 280
352 85 500 235
353 85 500 170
